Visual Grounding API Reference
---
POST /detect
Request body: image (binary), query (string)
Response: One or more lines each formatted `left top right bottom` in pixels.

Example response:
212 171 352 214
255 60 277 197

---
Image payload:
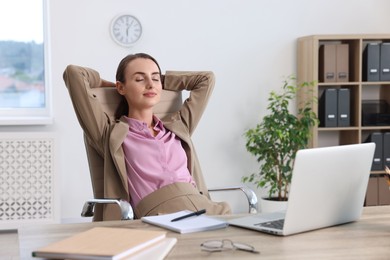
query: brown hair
115 53 162 119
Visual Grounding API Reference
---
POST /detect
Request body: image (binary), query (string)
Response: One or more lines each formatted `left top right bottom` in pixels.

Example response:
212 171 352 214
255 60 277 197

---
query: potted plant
242 76 318 207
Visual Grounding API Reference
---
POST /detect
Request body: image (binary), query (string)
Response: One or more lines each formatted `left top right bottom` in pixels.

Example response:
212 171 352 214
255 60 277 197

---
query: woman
63 53 231 220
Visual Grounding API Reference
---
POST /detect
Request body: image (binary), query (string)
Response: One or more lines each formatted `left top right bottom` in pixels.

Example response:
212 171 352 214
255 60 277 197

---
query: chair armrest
208 186 258 214
81 199 134 220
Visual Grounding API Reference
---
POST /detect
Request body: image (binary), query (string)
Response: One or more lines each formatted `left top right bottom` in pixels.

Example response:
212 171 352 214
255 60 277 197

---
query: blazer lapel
109 118 129 192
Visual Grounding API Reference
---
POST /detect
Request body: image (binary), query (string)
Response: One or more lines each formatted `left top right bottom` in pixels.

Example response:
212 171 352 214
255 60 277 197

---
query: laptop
228 143 375 236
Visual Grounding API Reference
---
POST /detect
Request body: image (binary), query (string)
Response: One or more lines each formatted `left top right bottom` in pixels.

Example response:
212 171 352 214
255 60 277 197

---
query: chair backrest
84 88 182 220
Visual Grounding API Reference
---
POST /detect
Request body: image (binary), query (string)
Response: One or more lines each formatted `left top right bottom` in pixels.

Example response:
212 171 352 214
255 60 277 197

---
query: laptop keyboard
255 219 285 230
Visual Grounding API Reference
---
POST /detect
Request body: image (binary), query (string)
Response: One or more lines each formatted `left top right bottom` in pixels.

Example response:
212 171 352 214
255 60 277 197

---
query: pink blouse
122 116 196 208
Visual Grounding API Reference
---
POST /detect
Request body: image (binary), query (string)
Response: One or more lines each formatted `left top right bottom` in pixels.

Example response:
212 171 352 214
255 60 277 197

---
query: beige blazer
63 65 215 220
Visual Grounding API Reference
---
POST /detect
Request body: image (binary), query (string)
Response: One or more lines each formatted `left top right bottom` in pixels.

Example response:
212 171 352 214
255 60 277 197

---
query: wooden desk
4 206 390 259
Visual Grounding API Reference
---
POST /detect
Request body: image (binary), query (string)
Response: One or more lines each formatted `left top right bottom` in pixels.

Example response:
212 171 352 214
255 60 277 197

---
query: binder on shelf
336 44 349 82
319 88 337 127
319 44 336 83
363 43 380 81
383 132 390 169
380 43 390 81
366 132 383 171
337 88 350 127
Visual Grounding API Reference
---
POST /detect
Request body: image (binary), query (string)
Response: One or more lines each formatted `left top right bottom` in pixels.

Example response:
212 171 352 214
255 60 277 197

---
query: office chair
65 68 258 221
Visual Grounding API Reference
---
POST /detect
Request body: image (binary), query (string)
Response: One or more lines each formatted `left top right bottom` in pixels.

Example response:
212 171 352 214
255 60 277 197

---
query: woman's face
116 58 162 112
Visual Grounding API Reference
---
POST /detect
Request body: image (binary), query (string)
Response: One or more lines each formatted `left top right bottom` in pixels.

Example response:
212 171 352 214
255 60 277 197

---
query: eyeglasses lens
232 242 256 252
201 240 259 254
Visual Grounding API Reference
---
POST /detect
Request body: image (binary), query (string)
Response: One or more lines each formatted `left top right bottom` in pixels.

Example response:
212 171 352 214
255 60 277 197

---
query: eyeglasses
200 239 260 254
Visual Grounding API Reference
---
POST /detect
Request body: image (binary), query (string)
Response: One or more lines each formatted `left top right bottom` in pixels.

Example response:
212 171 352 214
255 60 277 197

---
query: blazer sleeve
163 71 215 135
63 65 111 154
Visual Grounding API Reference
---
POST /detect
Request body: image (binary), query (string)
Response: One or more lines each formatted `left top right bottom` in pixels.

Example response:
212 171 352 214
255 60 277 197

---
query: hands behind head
101 79 116 88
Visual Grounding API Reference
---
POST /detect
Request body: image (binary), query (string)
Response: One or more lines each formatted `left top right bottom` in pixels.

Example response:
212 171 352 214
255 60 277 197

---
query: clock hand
126 21 134 37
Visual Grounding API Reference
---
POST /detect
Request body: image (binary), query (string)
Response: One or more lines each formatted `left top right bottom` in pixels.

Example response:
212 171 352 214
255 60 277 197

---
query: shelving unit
297 34 390 206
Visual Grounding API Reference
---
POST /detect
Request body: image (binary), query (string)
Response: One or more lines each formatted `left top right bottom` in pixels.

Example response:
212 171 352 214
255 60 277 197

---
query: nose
145 78 154 89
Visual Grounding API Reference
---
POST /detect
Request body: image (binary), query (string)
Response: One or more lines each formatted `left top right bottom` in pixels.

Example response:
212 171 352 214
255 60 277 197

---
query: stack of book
32 227 176 260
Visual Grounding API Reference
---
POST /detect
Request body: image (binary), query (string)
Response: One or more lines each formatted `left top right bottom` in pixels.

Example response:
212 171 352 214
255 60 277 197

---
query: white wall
2 0 389 222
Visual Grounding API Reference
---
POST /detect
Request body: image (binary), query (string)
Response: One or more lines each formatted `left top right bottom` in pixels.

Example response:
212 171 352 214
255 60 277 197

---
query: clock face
110 14 142 47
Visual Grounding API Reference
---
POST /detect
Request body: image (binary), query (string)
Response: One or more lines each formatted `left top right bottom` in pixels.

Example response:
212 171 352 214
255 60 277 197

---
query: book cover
32 227 167 260
141 210 228 234
130 237 177 260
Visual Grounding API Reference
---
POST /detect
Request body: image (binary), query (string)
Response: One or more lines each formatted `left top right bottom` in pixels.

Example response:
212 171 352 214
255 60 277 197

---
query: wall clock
110 14 142 47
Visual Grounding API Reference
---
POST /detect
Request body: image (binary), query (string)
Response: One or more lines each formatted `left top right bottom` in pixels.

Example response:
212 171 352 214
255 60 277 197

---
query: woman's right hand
101 79 116 88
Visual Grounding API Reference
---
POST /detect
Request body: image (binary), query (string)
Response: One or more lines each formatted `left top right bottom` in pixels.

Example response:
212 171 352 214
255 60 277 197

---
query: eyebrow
133 71 160 76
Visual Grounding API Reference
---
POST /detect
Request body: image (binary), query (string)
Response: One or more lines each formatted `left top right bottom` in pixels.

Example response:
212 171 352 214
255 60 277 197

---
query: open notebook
229 143 375 236
142 210 228 234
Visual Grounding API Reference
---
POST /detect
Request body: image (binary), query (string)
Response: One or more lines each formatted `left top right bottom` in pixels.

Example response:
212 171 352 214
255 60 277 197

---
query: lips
143 92 157 97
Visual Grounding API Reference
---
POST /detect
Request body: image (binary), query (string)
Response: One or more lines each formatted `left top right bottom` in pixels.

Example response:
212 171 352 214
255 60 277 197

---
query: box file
319 44 336 83
383 132 390 169
365 176 379 206
366 132 383 171
378 176 390 205
336 44 349 82
380 43 390 81
319 88 351 127
319 88 337 127
319 44 349 83
363 43 380 81
365 175 390 206
337 88 350 127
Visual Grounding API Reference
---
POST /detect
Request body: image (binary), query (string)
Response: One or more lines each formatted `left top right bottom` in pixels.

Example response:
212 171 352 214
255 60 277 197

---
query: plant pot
260 197 288 213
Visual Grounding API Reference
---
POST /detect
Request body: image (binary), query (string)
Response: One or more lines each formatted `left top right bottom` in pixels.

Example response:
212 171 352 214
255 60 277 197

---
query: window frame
0 0 52 125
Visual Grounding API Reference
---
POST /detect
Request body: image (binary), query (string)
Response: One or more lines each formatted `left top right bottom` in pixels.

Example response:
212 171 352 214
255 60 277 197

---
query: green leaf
242 75 318 200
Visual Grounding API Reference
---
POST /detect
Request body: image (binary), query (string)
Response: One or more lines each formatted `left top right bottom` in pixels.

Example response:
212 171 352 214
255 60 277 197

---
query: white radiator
0 133 58 229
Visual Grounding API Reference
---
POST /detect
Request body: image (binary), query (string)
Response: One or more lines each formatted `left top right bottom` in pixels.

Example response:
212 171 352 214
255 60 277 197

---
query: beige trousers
134 182 231 218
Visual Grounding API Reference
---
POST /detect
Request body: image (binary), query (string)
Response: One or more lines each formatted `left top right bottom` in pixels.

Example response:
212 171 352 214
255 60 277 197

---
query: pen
171 209 206 222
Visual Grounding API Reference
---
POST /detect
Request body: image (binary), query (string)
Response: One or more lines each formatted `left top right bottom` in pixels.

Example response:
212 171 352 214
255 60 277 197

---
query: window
0 0 51 125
